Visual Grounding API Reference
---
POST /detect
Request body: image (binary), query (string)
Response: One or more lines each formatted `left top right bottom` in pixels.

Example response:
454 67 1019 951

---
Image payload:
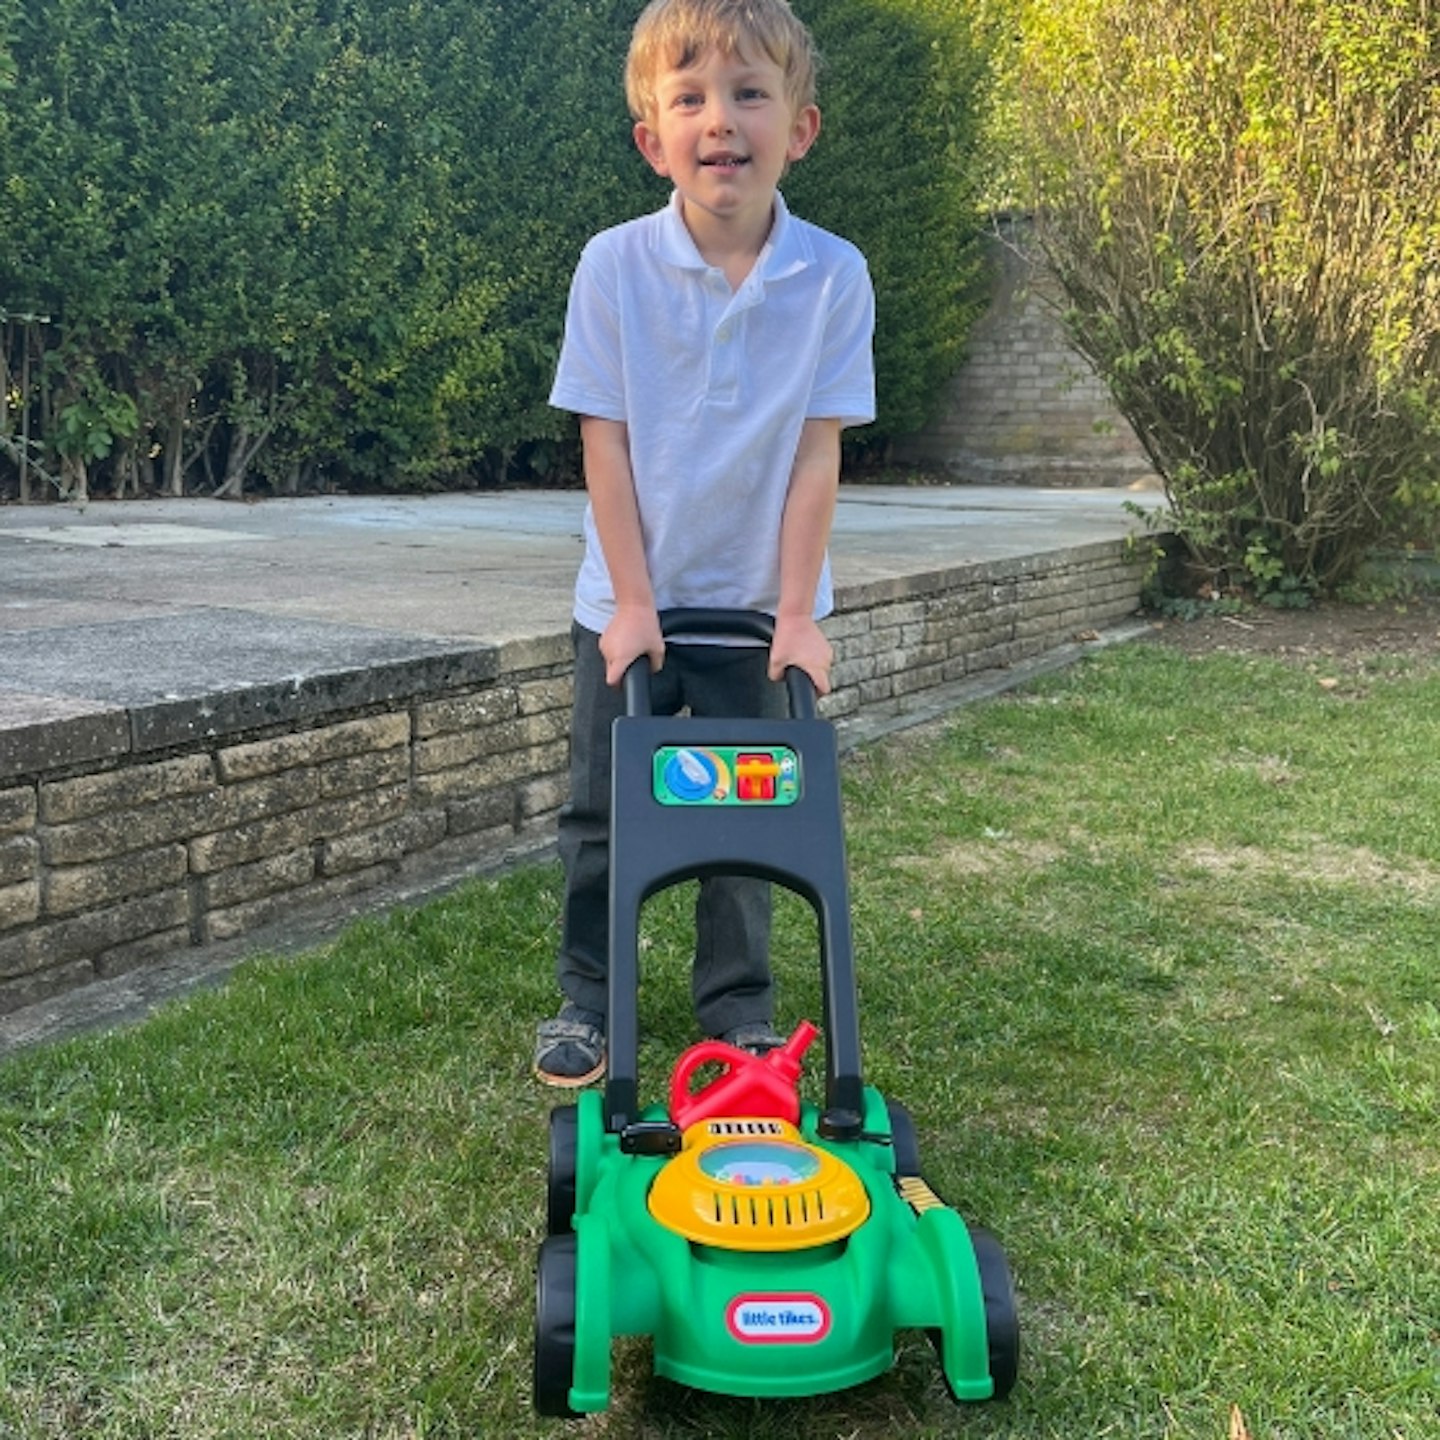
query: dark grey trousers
555 624 788 1035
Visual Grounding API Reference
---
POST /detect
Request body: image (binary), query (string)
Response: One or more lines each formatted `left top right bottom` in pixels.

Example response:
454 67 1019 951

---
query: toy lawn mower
534 609 1019 1416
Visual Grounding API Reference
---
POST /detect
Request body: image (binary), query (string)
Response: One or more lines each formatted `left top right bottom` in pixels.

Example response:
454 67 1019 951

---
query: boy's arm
579 414 665 686
772 416 843 694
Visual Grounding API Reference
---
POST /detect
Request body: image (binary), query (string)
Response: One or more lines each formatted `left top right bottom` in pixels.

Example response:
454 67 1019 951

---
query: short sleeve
806 258 876 429
549 239 628 422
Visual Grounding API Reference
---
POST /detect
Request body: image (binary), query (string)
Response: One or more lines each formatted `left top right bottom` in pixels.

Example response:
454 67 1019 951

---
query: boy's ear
633 121 671 177
787 104 821 163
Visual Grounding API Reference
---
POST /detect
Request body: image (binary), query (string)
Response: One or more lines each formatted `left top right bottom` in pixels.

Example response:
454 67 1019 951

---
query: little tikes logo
726 1293 832 1344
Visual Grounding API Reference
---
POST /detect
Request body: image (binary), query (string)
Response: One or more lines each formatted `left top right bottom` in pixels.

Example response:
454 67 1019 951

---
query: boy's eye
736 87 768 102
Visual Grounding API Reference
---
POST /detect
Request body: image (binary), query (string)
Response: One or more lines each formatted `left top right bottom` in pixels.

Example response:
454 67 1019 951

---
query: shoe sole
533 1057 607 1089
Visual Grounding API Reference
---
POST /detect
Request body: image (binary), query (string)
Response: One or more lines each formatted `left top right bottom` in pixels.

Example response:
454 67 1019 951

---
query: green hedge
0 0 995 498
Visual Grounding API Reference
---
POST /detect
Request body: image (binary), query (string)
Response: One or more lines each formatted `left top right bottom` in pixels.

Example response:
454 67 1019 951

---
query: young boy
535 0 876 1087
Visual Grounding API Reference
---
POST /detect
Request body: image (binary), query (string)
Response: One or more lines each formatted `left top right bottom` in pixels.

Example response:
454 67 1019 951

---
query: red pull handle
670 1040 742 1099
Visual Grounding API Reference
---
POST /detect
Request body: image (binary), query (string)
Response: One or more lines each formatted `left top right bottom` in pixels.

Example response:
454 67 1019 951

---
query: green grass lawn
2 639 1437 1438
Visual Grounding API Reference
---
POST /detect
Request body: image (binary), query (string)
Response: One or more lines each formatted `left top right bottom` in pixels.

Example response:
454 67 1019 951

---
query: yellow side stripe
896 1175 946 1214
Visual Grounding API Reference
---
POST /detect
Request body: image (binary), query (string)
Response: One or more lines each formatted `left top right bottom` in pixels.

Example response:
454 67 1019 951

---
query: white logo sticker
725 1293 832 1344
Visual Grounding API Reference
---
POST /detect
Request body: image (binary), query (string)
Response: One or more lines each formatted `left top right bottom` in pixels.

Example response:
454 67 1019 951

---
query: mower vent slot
713 1188 826 1230
706 1120 786 1137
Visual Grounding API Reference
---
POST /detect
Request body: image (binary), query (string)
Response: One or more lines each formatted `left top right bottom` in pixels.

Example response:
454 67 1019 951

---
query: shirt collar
654 189 813 281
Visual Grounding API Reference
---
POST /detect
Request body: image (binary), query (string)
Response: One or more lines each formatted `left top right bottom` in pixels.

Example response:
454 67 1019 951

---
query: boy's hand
600 604 665 688
770 614 833 696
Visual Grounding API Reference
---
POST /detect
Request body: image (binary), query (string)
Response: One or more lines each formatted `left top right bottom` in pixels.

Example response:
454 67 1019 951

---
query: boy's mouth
701 152 749 170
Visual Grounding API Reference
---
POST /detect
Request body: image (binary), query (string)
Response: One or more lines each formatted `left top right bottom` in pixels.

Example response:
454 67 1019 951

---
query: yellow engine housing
647 1117 870 1252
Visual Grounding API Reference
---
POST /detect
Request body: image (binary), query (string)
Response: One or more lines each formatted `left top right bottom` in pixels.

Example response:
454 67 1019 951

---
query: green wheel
927 1223 1020 1404
970 1225 1020 1399
534 1234 580 1417
546 1105 579 1235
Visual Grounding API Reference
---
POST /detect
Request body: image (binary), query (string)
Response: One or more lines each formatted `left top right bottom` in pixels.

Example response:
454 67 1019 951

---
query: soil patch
1142 594 1440 672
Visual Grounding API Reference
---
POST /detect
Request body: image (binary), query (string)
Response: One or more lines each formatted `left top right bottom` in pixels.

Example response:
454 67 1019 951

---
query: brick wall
895 217 1154 487
0 539 1147 1016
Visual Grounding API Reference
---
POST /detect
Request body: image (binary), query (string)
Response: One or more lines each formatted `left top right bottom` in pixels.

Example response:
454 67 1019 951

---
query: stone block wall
895 217 1155 487
824 542 1146 723
0 540 1146 1016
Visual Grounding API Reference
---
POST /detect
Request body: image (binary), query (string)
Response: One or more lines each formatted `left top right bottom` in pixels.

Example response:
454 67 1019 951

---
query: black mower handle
621 608 819 719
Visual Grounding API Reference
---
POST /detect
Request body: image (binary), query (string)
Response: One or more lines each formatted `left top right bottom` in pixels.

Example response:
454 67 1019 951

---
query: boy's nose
706 100 736 134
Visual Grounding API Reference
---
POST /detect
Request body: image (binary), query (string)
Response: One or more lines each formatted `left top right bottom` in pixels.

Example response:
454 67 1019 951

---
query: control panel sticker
654 746 800 806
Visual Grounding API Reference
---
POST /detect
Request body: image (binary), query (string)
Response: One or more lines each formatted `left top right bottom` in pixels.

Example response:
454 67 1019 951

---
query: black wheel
969 1225 1020 1399
546 1105 579 1235
534 1233 580 1417
886 1098 922 1177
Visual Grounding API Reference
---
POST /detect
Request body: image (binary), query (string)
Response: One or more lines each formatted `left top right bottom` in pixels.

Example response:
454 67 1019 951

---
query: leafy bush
1014 0 1440 597
0 0 995 499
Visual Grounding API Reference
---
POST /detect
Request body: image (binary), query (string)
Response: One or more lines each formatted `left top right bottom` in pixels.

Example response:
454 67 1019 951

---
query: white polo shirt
550 190 876 634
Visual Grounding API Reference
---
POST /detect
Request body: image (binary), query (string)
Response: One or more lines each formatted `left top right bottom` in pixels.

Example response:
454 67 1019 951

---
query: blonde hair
625 0 819 122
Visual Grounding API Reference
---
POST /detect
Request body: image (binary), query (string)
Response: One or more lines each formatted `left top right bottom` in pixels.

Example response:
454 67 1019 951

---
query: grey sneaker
534 1005 606 1088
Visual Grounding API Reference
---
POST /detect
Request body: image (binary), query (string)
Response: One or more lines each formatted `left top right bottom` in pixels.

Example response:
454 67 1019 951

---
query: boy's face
633 46 819 246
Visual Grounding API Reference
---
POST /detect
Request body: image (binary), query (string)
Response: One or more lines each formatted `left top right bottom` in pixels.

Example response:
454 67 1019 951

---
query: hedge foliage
0 0 996 500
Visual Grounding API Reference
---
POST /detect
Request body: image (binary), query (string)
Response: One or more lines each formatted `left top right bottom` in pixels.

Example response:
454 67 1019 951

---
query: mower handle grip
621 608 819 719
